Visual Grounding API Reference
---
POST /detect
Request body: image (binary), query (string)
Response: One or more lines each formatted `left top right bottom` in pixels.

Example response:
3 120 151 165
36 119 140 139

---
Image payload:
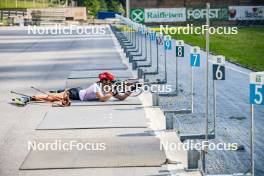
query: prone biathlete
12 72 132 106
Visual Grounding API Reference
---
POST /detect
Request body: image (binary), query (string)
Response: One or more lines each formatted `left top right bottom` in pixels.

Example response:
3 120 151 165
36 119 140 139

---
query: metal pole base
158 92 178 97
165 114 173 130
185 149 200 171
152 93 159 106
163 109 192 115
180 133 215 142
137 68 144 78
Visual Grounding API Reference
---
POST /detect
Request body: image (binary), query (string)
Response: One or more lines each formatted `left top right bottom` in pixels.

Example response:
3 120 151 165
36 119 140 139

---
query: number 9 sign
250 72 264 105
212 55 225 80
164 35 172 50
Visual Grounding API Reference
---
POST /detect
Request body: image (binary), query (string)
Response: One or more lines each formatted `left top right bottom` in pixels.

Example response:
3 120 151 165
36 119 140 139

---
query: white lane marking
225 65 250 75
208 59 250 76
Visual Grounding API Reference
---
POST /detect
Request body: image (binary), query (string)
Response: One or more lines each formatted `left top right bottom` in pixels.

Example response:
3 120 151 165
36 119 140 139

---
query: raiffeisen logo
131 8 145 23
131 8 186 23
146 11 183 19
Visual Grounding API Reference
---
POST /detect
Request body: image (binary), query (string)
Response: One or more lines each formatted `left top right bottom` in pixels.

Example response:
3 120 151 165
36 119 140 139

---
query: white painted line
208 60 250 76
225 65 250 75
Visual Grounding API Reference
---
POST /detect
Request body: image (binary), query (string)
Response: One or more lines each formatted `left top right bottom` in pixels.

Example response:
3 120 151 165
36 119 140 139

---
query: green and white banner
130 6 262 22
187 7 229 21
131 8 186 23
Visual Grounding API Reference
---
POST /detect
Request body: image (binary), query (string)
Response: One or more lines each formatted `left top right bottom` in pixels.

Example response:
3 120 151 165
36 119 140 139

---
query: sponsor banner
131 8 186 23
187 7 228 21
229 6 264 20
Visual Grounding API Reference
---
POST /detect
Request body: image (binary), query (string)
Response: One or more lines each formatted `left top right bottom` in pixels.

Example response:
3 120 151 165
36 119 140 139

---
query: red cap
99 72 115 81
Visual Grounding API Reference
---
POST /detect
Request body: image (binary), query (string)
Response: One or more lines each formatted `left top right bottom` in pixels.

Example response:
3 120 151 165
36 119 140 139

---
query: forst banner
186 7 229 21
229 6 264 20
130 8 186 23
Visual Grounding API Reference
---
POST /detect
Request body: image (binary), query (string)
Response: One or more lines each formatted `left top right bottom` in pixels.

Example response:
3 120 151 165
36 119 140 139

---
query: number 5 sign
190 46 200 67
212 56 225 80
250 72 264 105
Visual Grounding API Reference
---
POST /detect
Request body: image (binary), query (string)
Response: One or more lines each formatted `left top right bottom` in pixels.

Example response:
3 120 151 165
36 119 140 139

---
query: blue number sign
250 72 264 105
190 46 200 67
164 35 172 50
149 32 156 41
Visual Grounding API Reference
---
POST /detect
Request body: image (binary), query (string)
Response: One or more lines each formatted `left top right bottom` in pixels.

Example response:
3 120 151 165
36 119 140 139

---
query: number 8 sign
250 72 264 105
212 56 225 80
176 40 184 57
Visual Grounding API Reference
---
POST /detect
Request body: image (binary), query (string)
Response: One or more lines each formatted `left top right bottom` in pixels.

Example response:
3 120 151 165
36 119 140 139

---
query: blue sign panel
149 33 156 41
190 54 200 67
164 40 172 50
250 84 264 105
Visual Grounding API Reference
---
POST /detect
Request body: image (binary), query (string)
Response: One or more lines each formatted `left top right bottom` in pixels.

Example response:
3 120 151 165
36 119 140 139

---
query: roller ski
11 96 30 107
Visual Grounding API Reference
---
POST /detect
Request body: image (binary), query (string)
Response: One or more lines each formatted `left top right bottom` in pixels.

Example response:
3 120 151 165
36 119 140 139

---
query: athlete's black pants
56 87 82 100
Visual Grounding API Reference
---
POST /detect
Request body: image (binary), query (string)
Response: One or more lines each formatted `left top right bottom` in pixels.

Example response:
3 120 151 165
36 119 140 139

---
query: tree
106 0 124 13
111 0 125 14
98 0 108 11
83 0 100 17
83 0 124 17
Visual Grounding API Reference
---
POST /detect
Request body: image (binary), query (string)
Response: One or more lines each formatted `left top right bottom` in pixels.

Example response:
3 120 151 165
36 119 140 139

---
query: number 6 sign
250 72 264 105
212 55 225 80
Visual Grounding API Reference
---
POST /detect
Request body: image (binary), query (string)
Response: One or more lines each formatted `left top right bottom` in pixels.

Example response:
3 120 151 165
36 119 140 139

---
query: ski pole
10 91 32 98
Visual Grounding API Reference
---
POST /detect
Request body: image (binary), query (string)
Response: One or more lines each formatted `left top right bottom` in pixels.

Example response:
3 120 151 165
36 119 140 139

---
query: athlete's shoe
11 96 30 106
11 98 26 106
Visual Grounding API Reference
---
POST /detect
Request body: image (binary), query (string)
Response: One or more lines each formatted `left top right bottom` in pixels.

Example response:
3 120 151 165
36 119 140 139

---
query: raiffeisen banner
229 6 264 20
130 8 186 23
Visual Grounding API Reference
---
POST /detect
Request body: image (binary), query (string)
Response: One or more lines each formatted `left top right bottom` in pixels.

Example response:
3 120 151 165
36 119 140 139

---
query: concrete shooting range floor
76 59 124 66
72 64 128 71
68 70 133 79
20 136 166 170
66 97 142 106
37 105 148 130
